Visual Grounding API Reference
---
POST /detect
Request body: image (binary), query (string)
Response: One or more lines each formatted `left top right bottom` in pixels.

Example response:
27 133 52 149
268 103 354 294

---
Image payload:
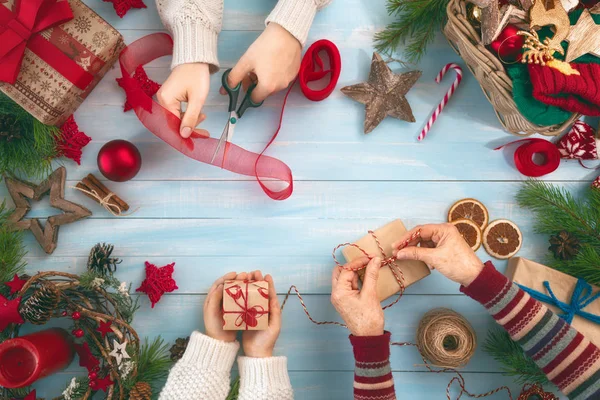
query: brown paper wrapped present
341 220 430 302
507 257 600 347
0 0 125 126
223 280 269 330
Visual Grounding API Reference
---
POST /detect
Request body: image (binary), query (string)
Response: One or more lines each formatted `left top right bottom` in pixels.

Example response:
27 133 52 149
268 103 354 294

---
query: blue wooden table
6 0 598 397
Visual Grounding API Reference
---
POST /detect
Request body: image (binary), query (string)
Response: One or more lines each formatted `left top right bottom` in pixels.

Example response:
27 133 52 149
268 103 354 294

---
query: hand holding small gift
203 271 239 343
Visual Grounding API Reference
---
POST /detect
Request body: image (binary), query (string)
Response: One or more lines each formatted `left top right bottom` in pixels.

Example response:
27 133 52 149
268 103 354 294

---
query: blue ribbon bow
518 279 600 324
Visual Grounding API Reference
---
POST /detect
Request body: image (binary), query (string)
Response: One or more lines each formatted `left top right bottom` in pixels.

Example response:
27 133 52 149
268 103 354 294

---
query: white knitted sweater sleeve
266 0 333 46
158 331 239 400
155 0 223 72
237 356 294 400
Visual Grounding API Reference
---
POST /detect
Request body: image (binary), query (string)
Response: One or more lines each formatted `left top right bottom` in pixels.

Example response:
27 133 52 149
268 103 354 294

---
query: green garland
374 0 449 63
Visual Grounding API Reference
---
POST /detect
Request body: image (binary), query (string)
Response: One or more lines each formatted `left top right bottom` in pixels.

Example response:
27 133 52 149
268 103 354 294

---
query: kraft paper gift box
341 220 430 302
223 280 269 330
0 0 125 126
507 257 600 347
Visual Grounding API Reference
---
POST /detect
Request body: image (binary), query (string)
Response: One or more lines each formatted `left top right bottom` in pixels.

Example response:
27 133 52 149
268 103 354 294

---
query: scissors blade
210 119 232 164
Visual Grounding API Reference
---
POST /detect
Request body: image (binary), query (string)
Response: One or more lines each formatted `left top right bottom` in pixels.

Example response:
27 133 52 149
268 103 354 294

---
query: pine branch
130 337 172 400
226 376 240 400
0 201 27 287
374 0 449 62
549 244 600 286
483 328 549 385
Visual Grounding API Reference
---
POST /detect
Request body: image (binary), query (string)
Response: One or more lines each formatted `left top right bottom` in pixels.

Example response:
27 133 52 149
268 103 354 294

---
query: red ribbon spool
299 39 341 101
495 138 561 177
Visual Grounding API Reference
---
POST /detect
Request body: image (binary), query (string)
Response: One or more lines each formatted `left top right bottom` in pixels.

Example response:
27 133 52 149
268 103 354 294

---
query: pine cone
129 381 152 400
87 243 121 276
549 231 581 260
169 337 190 361
20 284 59 324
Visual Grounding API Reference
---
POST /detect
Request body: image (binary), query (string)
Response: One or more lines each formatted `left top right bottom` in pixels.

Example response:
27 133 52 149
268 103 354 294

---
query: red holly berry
89 380 98 389
62 311 68 317
89 371 98 380
72 311 81 320
72 329 84 338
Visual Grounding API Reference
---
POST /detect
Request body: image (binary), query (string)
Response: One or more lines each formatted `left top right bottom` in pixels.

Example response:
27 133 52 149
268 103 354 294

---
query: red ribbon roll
299 39 341 101
494 138 561 177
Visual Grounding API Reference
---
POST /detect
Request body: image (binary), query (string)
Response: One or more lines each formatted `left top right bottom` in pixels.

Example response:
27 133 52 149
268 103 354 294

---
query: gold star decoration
341 53 421 134
5 166 91 254
565 9 600 63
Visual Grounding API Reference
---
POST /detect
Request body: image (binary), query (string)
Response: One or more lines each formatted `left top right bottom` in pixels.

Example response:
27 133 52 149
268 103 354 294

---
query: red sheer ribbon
0 0 93 89
299 39 341 101
118 33 295 200
494 138 561 177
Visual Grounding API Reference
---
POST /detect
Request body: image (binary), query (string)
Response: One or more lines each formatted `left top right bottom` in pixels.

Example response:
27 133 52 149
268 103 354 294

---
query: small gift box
342 220 430 302
507 257 600 347
223 280 269 330
0 0 125 126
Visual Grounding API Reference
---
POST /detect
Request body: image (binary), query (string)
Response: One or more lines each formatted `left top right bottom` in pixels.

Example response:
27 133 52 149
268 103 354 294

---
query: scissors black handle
221 69 264 118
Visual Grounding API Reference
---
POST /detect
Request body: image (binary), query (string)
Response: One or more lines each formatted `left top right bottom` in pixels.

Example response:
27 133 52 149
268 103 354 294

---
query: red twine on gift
55 116 91 165
223 280 269 330
494 138 561 177
0 0 93 89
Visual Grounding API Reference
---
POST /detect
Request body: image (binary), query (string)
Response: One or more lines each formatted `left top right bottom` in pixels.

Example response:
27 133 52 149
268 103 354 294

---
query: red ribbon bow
0 0 93 89
224 281 269 330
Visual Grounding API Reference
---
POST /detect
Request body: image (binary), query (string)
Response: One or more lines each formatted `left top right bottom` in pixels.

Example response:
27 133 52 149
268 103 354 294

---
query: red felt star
97 320 113 338
104 0 147 18
117 66 161 112
74 342 100 372
0 294 24 331
4 274 27 295
136 261 178 308
95 375 114 392
56 116 91 165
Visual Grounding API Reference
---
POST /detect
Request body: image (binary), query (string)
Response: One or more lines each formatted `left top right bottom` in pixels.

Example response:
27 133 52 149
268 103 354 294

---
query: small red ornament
71 311 81 320
72 328 84 338
97 320 113 338
61 310 68 317
89 379 98 389
490 25 525 63
97 140 142 182
75 342 100 372
103 0 147 18
136 261 178 308
117 66 161 112
56 116 91 165
0 294 24 331
94 375 114 392
4 274 27 295
89 371 98 380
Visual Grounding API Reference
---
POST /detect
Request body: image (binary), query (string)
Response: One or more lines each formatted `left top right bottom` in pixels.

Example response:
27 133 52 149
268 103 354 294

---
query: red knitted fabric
529 63 600 116
349 332 396 400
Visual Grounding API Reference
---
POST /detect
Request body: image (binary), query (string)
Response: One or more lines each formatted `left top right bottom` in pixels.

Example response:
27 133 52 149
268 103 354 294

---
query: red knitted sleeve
349 332 396 400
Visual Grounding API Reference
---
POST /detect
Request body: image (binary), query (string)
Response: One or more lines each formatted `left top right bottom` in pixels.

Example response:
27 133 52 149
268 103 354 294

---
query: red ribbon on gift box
0 0 93 89
223 280 269 330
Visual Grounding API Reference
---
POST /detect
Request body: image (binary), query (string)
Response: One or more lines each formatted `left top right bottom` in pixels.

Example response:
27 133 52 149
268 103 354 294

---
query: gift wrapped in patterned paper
0 0 125 126
223 280 269 330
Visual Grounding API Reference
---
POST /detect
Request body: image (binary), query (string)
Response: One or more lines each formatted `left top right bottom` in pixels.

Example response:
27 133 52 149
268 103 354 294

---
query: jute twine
416 308 477 369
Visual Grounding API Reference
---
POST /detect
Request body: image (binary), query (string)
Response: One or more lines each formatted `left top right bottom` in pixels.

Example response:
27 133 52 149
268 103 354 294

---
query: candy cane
418 63 463 141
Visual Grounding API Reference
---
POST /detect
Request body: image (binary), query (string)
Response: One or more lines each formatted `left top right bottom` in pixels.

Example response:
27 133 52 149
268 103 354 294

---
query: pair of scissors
211 69 263 164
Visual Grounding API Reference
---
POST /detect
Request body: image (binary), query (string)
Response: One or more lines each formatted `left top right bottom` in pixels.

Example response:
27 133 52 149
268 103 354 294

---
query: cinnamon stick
86 174 129 212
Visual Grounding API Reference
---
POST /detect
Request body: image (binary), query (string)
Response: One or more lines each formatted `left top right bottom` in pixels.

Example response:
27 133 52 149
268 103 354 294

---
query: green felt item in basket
508 10 600 126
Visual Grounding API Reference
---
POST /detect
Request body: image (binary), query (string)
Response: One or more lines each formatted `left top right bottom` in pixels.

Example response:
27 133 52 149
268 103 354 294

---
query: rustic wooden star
4 274 27 295
5 167 91 254
341 53 421 134
109 339 131 365
0 293 24 331
565 9 600 62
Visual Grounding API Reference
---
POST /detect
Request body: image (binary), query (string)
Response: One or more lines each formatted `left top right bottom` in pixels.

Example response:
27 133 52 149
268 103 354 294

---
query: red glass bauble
72 329 84 338
490 25 525 63
71 311 81 320
97 140 142 182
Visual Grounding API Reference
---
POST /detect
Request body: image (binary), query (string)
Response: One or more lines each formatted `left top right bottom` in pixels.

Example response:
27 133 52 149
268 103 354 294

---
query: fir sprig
0 201 26 293
134 337 173 399
226 376 240 400
484 329 549 385
374 0 449 62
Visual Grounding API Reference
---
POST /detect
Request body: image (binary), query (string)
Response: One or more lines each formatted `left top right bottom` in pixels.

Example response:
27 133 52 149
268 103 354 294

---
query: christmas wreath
0 202 172 400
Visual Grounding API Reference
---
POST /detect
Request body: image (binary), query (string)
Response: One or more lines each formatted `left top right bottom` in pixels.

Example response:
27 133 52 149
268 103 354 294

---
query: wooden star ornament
5 167 92 254
341 53 421 134
565 9 600 62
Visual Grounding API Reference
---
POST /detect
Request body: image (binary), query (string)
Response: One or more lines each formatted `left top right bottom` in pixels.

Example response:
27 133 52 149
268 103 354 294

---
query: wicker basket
443 0 579 136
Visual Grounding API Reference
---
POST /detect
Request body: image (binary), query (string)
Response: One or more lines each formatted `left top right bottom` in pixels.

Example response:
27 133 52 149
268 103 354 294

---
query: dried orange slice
483 219 522 260
451 218 482 251
448 198 489 230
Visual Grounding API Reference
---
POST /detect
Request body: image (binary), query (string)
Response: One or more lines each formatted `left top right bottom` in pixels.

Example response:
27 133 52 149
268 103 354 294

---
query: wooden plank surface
2 0 581 397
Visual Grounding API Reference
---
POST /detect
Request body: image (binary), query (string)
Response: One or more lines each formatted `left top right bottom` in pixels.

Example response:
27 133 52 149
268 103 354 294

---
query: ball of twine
416 308 477 369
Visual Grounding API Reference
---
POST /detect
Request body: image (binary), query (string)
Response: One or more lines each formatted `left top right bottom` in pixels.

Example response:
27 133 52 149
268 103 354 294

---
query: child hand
242 271 281 358
392 223 485 287
203 271 240 343
224 23 301 103
330 257 385 337
157 63 210 139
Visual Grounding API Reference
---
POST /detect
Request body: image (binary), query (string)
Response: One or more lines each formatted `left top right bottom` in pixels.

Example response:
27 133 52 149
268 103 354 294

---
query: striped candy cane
417 63 463 141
